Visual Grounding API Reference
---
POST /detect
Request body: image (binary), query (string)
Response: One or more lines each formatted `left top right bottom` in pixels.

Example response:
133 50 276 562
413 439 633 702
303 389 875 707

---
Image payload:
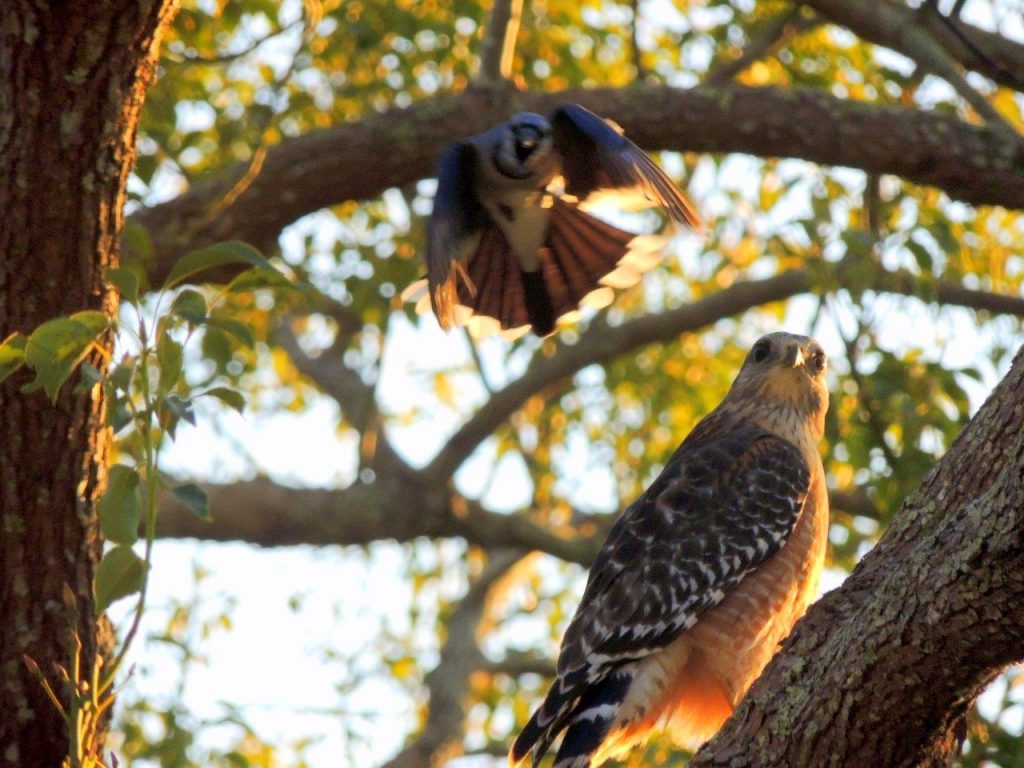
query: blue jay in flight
413 103 701 338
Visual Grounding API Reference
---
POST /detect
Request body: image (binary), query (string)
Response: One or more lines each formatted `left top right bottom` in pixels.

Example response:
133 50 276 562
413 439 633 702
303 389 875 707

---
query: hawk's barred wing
511 428 810 764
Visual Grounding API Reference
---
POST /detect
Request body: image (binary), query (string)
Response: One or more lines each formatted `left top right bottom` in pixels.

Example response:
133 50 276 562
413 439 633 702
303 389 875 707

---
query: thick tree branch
155 477 602 565
156 474 899 577
693 342 1024 767
131 84 1024 280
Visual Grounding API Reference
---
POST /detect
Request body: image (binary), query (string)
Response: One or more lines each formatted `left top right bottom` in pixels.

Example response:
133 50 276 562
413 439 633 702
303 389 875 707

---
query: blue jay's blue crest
413 102 703 337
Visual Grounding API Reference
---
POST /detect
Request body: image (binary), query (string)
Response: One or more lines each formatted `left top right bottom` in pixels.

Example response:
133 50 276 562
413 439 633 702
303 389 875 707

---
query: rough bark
131 84 1024 282
0 2 179 764
692 342 1024 768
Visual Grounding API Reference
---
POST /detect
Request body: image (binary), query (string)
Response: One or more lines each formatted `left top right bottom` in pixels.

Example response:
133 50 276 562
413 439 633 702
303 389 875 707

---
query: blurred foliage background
110 0 1024 765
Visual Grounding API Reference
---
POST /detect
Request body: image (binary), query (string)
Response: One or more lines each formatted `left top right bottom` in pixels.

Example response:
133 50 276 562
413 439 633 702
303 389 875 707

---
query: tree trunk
692 343 1024 767
0 3 179 764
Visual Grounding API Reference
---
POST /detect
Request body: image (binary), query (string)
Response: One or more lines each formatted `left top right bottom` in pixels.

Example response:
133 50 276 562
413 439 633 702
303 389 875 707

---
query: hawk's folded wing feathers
512 427 810 764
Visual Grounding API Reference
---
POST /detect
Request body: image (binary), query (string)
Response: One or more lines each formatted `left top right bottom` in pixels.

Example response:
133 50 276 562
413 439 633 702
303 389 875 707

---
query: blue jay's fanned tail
520 268 557 336
542 198 634 313
452 198 636 336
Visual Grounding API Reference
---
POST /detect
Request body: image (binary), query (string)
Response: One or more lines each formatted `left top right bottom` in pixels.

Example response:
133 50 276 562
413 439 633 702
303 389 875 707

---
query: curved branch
692 342 1024 767
803 0 1017 131
426 271 808 482
424 266 1024 484
922 1 1024 91
804 0 1024 94
155 477 601 565
132 84 1024 281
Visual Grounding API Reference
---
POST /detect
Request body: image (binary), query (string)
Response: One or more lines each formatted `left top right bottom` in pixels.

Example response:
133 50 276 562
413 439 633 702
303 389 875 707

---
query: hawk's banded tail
510 667 635 768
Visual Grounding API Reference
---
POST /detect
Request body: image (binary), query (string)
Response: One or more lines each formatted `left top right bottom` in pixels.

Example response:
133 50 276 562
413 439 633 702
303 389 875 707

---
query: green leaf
73 361 105 394
206 316 255 348
201 327 234 370
163 394 195 425
97 465 142 545
906 240 934 273
226 266 292 293
163 241 280 289
170 288 208 325
94 545 145 615
162 394 195 440
202 386 245 413
106 396 133 434
79 362 104 385
104 267 140 305
0 332 27 385
121 221 154 264
156 336 184 394
69 310 108 337
23 312 109 402
108 359 134 393
171 483 210 520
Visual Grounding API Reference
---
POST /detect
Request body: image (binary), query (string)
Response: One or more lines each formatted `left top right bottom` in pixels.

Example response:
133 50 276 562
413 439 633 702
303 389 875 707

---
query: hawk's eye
811 349 827 372
751 340 772 363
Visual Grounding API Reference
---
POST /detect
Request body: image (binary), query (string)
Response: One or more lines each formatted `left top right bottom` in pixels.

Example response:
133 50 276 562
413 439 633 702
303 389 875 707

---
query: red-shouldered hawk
510 332 830 768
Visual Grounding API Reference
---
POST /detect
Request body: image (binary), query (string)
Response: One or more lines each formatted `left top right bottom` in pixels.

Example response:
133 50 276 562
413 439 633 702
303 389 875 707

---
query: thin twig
705 7 820 86
478 0 524 83
163 19 304 66
629 0 648 80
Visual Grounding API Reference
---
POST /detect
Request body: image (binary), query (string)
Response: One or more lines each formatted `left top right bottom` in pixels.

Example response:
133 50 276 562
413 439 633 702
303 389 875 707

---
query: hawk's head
730 332 829 434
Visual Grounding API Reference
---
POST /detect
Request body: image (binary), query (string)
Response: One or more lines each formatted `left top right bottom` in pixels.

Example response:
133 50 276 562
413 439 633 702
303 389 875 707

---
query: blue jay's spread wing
511 428 810 767
551 103 702 231
427 140 487 328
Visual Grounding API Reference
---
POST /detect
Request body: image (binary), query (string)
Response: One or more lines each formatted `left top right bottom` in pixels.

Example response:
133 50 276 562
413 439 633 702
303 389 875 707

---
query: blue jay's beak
511 124 545 161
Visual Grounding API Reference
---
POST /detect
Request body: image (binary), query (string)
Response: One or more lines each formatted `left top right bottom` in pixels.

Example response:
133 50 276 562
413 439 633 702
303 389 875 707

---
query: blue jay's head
494 113 553 179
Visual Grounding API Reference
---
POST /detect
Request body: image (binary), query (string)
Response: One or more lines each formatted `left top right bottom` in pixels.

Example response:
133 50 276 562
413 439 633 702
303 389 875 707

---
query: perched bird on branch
509 332 830 767
404 103 701 338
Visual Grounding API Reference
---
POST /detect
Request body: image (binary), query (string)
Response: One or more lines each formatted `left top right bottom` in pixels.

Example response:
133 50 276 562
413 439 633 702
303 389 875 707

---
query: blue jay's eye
751 340 772 363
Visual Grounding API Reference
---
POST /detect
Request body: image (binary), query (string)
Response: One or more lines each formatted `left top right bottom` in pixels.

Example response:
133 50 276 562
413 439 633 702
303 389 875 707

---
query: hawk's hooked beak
783 343 805 368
